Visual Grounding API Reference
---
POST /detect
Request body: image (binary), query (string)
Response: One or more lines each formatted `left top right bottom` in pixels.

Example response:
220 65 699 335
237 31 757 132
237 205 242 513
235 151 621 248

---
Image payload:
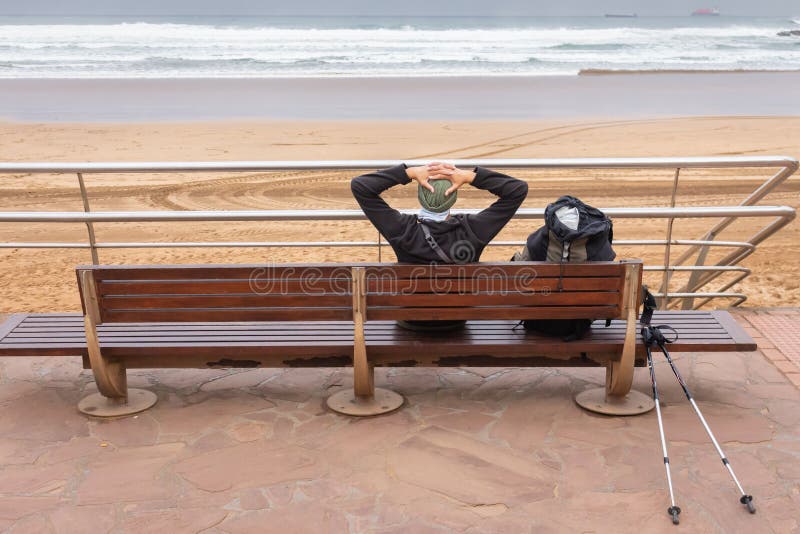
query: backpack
512 195 615 341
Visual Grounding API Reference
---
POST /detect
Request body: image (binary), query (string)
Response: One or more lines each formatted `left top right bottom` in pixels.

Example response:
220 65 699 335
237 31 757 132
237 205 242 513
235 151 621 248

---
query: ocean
0 15 798 78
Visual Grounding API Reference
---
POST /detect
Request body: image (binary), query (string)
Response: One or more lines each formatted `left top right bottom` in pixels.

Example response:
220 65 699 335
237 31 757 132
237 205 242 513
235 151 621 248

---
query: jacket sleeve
466 167 528 243
350 164 415 240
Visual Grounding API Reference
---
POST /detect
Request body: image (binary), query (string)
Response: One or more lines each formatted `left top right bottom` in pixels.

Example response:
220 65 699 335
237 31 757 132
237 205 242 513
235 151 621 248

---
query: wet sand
1 72 799 122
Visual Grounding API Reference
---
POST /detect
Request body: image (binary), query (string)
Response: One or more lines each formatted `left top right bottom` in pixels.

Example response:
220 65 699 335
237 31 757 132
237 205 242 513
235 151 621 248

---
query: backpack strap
557 240 570 291
640 285 680 348
641 285 657 326
419 221 453 264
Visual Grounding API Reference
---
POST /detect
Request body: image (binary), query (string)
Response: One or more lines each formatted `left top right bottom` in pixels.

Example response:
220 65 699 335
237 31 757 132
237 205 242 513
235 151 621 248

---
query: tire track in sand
410 117 742 160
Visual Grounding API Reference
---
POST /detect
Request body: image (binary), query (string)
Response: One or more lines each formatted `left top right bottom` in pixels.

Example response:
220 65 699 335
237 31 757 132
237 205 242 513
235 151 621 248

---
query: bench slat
80 262 627 279
85 264 353 280
362 262 626 279
0 314 27 342
102 308 354 323
98 279 352 296
367 277 622 293
6 325 736 343
8 334 744 350
4 324 736 338
10 318 729 331
1 316 735 330
712 311 757 347
366 291 621 307
367 305 621 321
101 294 352 309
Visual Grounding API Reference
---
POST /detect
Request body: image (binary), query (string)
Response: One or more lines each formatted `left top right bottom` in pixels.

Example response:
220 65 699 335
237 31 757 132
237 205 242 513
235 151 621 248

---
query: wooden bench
0 260 756 417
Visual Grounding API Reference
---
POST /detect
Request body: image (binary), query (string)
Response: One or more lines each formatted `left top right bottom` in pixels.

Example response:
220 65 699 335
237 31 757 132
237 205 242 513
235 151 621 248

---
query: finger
428 166 453 176
445 181 463 196
421 178 435 192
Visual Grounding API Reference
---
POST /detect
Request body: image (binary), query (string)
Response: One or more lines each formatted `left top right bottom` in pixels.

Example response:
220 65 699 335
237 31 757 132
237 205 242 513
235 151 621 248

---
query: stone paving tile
76 443 186 505
1 310 800 532
121 508 228 532
786 373 800 387
48 504 117 534
735 308 800 371
0 388 89 442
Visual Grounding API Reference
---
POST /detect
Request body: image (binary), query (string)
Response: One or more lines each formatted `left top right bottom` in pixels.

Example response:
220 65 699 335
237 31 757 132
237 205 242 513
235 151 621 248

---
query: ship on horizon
692 7 721 16
604 13 638 18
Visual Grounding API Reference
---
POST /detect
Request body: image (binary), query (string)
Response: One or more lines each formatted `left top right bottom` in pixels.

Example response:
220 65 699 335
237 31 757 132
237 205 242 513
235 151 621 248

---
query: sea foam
0 16 797 78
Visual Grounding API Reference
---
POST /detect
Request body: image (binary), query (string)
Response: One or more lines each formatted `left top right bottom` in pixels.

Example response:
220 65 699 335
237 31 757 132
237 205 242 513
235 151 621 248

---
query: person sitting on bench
351 161 528 330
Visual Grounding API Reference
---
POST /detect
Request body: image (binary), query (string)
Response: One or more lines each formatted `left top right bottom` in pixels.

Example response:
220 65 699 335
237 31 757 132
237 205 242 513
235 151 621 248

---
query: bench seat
0 311 757 368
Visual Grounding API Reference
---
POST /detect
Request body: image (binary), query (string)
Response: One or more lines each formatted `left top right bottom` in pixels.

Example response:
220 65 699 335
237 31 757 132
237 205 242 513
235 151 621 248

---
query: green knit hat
418 179 457 213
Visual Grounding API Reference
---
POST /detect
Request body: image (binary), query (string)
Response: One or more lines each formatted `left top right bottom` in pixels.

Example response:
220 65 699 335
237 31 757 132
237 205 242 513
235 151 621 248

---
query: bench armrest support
79 270 128 400
352 267 373 397
606 261 641 397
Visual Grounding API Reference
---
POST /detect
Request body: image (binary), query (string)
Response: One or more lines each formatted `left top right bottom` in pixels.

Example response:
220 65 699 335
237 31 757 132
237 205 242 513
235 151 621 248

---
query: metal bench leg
576 262 654 416
77 271 157 417
327 267 403 416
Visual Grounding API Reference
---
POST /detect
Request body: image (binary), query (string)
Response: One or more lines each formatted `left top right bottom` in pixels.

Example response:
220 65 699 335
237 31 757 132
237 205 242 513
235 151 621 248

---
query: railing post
77 173 99 264
682 232 715 310
658 168 680 309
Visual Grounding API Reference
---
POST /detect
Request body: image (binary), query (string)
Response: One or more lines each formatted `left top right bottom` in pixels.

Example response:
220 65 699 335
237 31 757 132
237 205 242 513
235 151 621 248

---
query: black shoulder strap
419 221 452 263
641 285 657 326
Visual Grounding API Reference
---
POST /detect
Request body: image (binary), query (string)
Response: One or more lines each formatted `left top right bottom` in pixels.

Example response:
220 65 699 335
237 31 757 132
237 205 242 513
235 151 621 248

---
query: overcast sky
0 1 797 17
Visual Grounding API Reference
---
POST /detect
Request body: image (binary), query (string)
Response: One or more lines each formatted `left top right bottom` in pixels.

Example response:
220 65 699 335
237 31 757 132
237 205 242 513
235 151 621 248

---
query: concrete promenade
0 308 798 533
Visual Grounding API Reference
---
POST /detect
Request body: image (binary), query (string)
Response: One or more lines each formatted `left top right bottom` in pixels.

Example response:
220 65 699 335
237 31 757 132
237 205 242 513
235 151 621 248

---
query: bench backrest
76 261 642 324
77 265 354 323
361 261 640 321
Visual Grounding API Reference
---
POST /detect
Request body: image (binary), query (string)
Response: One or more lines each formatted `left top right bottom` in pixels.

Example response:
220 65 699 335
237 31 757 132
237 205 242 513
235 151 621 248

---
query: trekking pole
654 334 756 514
643 326 681 525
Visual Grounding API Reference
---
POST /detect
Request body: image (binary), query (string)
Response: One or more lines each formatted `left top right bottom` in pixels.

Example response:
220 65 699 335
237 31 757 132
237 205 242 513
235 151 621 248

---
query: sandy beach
0 109 798 313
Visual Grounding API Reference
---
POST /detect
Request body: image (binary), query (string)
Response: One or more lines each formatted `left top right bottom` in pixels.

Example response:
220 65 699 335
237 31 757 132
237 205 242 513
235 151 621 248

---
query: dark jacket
351 164 528 263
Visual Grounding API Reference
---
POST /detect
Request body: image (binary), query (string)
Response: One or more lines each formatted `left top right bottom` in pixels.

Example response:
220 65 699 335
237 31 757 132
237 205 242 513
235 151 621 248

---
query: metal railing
0 156 796 310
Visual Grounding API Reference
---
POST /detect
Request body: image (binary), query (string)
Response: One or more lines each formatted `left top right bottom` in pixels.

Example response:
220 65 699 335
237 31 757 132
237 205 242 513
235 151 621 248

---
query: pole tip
668 506 681 525
740 495 756 513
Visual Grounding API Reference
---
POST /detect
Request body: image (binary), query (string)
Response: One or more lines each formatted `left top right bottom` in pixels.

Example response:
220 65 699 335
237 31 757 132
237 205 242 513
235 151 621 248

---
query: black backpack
512 195 615 341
